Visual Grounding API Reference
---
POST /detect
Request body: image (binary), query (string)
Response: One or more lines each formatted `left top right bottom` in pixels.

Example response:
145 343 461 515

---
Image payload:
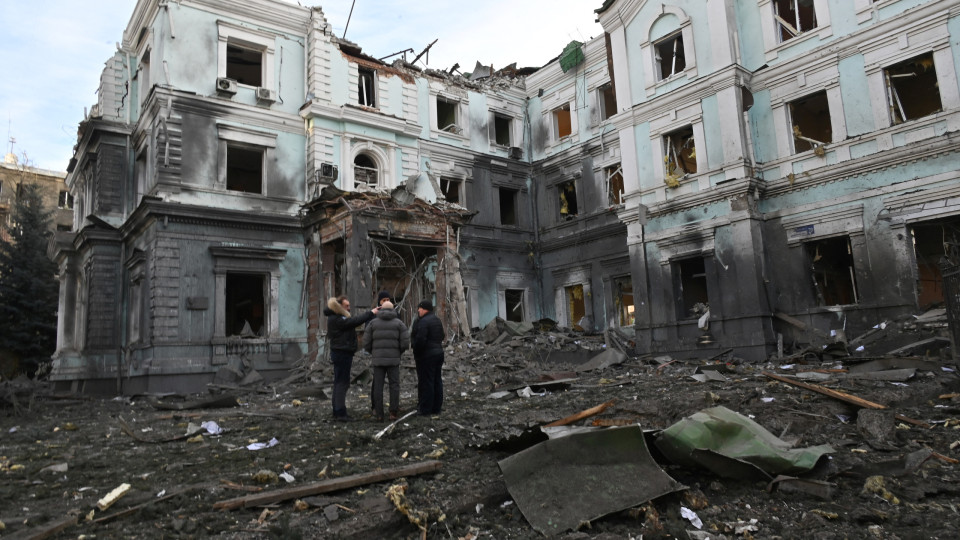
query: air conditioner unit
216 77 237 95
316 163 338 183
256 87 276 102
508 146 523 160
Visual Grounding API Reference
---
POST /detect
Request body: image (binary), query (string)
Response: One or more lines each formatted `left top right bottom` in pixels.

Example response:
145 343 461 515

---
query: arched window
354 154 378 190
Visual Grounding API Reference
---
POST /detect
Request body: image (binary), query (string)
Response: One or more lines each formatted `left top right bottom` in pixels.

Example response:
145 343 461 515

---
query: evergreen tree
0 182 59 376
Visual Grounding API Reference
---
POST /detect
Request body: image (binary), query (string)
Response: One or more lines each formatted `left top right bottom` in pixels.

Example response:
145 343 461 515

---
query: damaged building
51 0 960 392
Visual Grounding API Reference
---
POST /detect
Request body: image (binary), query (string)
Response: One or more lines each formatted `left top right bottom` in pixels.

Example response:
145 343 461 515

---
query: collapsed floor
2 311 960 539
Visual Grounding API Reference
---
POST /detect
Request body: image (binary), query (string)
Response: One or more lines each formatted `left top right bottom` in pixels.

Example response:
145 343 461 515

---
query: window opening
226 44 262 87
225 273 265 337
358 67 376 107
605 164 624 206
494 114 512 146
354 154 378 189
614 276 635 326
654 33 686 81
558 180 578 220
774 0 818 43
226 145 263 193
58 191 74 209
789 90 831 155
437 97 460 134
554 104 572 139
663 125 696 187
505 289 525 323
675 257 709 319
805 236 859 306
910 219 960 309
598 82 617 121
440 178 462 204
499 187 518 226
885 52 941 125
565 284 586 330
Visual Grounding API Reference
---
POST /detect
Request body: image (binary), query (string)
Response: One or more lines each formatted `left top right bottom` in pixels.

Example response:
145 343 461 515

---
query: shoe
334 415 354 422
389 412 399 421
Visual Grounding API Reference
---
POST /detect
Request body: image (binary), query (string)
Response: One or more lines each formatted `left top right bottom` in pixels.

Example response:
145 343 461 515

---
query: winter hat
377 291 392 305
418 300 433 311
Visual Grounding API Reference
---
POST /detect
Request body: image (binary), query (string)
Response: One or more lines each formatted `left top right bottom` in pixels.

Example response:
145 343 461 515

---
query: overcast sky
0 1 602 172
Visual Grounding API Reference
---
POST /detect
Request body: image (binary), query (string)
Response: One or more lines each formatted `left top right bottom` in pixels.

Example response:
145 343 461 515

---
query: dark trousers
371 365 400 418
415 354 444 415
331 349 354 417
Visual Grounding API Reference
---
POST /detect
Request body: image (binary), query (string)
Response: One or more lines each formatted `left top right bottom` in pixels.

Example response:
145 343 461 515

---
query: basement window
805 236 859 306
605 163 624 206
493 114 512 146
553 104 572 140
789 90 831 154
885 52 941 125
674 257 709 319
565 284 586 330
225 273 265 337
440 177 462 204
663 125 697 186
558 180 578 220
598 82 617 121
354 154 378 190
226 145 264 194
774 0 818 43
58 191 75 209
614 276 635 326
505 289 525 323
437 97 461 134
226 44 263 87
499 187 518 226
358 67 377 108
654 32 686 81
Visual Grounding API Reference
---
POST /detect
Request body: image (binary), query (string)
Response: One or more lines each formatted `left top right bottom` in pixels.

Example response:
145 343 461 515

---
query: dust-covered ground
3 323 960 539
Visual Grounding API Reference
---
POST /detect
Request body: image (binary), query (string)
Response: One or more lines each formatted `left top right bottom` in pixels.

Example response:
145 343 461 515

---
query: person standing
411 300 445 416
363 301 409 421
324 296 378 421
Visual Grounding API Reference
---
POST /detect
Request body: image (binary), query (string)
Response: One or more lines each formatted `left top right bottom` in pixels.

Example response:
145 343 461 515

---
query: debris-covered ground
3 313 960 539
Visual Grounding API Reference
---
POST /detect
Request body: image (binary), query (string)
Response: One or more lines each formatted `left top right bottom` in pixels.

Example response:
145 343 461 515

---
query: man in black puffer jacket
363 301 409 421
411 300 445 416
324 296 378 421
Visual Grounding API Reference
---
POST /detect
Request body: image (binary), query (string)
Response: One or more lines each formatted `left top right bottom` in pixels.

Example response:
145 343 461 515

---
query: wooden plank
21 514 78 540
543 399 615 428
213 460 442 511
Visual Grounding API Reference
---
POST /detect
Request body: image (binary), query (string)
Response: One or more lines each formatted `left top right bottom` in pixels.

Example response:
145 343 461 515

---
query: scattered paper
201 421 223 435
280 472 295 483
681 506 703 529
247 438 279 451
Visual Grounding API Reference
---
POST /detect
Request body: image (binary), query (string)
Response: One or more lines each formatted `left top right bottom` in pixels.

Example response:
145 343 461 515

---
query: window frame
498 187 519 226
217 21 276 92
654 31 686 82
216 125 277 196
787 90 832 155
553 103 573 141
757 0 832 61
358 67 377 108
209 245 287 345
640 6 698 96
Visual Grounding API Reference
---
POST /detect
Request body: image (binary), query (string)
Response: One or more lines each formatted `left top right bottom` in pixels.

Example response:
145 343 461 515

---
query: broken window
598 82 617 121
493 114 512 146
674 257 709 319
654 32 686 81
437 97 461 134
789 90 831 155
805 236 859 306
505 289 525 323
885 52 942 125
605 164 624 206
499 187 518 226
358 67 376 107
226 43 262 87
565 284 586 330
558 180 578 220
226 144 264 193
440 177 462 204
663 125 697 187
225 273 265 337
58 191 74 209
614 276 635 327
554 104 572 140
910 220 960 309
774 0 818 43
354 154 378 190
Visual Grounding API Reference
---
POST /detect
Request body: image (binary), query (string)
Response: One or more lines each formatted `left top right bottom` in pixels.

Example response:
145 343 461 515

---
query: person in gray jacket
362 301 409 421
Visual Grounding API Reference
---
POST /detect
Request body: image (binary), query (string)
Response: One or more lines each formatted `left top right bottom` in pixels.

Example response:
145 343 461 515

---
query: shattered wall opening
440 177 462 204
774 0 817 43
605 163 624 206
805 236 859 306
499 187 518 226
885 52 942 125
554 104 572 139
358 67 376 107
789 90 831 154
225 273 265 337
558 180 578 220
321 238 345 305
354 154 378 190
654 32 686 81
372 240 437 324
598 82 617 121
226 44 262 86
505 289 526 323
664 125 697 183
226 145 263 193
674 256 708 320
437 97 459 133
565 284 586 330
493 114 512 146
911 219 960 309
614 276 634 326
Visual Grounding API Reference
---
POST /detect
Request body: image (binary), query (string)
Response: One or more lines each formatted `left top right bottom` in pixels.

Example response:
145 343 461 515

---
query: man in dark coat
363 301 409 421
411 300 445 416
324 296 378 421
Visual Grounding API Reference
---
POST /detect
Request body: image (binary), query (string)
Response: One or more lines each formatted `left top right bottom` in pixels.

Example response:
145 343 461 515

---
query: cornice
641 176 767 221
123 197 303 238
626 64 753 126
141 88 305 138
300 102 421 139
539 220 627 253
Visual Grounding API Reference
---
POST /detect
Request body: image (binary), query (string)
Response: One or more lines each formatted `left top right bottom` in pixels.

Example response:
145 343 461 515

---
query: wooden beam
543 400 615 427
213 460 442 511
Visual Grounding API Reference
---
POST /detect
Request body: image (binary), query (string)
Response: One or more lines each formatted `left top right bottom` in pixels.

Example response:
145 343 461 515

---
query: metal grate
943 262 960 361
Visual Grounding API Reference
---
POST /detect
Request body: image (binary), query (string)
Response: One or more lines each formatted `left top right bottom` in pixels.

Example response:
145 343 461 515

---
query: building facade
52 0 960 392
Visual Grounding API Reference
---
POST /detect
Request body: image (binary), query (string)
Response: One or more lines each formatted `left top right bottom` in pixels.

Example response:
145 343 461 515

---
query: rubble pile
1 311 959 539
